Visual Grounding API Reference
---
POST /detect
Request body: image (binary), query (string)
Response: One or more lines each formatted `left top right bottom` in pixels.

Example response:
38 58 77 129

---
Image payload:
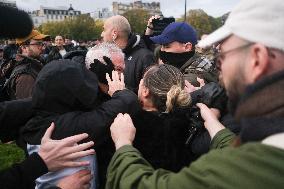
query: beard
224 73 247 115
219 68 246 115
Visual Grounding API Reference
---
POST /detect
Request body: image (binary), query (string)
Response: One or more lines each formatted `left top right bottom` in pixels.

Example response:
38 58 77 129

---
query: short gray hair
85 42 124 69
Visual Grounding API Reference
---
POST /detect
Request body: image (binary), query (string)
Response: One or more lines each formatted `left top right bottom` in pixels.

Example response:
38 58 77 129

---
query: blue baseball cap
150 22 198 45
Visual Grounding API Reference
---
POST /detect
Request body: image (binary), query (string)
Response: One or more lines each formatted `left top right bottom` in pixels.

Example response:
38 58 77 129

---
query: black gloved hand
89 56 114 84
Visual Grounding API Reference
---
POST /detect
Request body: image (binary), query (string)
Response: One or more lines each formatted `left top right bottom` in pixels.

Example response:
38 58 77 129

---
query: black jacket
45 45 72 63
123 34 155 93
133 109 195 172
0 153 48 189
0 98 34 142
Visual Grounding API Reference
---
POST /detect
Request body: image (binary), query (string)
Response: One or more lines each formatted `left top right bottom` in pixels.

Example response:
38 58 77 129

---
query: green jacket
106 129 284 189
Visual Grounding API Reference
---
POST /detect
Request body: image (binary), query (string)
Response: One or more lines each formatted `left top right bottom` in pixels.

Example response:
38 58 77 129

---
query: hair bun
166 85 191 113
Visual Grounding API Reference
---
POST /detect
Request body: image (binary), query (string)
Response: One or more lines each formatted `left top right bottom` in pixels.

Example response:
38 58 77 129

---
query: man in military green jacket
105 0 284 188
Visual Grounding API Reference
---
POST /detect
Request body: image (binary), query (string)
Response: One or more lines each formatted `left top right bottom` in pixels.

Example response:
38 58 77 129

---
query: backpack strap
179 53 201 73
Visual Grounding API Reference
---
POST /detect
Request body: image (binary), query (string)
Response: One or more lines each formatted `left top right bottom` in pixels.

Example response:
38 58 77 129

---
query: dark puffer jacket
123 34 155 93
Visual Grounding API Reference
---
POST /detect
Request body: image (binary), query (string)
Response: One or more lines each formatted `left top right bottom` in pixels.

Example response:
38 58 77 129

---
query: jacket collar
123 33 141 55
235 70 284 121
234 70 284 143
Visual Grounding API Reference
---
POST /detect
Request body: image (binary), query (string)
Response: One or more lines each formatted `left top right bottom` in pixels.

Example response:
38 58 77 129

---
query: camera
152 17 175 36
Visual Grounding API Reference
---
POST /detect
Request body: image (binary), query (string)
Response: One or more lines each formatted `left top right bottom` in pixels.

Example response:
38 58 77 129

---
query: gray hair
85 42 124 69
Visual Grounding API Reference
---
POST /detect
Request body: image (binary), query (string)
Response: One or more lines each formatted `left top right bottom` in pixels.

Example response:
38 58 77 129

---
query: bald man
101 15 155 93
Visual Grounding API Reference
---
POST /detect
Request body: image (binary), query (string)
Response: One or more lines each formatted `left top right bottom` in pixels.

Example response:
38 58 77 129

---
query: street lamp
184 0 187 21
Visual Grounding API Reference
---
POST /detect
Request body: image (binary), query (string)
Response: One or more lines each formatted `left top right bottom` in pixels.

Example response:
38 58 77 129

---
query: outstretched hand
184 78 205 94
196 103 225 139
38 122 95 172
106 71 125 97
145 15 161 35
110 113 136 150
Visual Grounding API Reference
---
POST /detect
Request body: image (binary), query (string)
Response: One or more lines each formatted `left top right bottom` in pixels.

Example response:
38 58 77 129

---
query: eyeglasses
28 42 45 46
214 43 254 70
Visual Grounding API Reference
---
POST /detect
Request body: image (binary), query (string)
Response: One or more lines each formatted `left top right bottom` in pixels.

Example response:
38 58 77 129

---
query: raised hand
196 103 225 139
106 71 125 97
110 113 136 150
38 122 95 172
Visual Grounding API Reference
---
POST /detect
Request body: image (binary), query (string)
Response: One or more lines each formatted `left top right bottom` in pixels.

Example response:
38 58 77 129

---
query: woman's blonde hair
143 64 191 112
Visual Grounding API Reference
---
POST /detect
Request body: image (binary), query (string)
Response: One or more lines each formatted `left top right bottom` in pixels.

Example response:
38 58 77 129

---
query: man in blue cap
149 22 218 86
150 22 198 69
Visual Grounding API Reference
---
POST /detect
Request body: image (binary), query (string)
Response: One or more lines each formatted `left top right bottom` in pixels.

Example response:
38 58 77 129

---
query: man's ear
142 85 150 98
112 30 118 40
247 44 270 83
184 42 193 52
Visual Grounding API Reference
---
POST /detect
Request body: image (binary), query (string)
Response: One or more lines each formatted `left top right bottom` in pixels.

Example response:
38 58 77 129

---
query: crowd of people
0 0 283 188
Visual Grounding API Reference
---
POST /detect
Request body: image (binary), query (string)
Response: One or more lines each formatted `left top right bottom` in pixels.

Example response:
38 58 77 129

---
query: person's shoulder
184 142 284 189
199 142 284 165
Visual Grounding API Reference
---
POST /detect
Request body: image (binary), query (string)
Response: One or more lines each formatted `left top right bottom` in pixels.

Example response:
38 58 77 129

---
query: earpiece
112 35 117 41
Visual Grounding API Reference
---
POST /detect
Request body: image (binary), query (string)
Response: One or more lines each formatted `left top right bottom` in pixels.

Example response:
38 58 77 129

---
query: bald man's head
101 15 131 43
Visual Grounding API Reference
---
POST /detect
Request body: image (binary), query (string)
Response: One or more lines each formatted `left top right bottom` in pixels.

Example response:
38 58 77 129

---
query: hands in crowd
38 122 95 172
184 78 205 94
106 71 125 97
196 103 225 139
145 15 161 35
57 169 92 189
110 113 136 150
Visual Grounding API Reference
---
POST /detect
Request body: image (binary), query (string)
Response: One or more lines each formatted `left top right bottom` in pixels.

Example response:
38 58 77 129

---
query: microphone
0 5 33 39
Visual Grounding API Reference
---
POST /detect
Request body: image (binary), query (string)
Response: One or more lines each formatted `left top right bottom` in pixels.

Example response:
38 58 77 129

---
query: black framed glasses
214 43 254 70
28 41 45 46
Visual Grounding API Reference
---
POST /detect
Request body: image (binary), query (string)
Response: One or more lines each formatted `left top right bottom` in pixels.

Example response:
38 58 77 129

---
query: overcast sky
15 0 240 18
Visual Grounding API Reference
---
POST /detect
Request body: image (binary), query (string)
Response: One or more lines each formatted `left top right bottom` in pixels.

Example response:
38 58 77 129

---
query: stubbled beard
226 80 247 115
227 92 241 115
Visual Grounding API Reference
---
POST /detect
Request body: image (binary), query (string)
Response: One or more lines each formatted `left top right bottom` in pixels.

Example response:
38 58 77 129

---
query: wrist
207 121 225 139
147 25 154 30
115 140 132 150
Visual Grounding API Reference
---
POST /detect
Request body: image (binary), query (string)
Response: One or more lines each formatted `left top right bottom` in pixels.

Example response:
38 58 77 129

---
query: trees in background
178 9 223 38
37 9 225 40
123 9 150 34
38 14 103 41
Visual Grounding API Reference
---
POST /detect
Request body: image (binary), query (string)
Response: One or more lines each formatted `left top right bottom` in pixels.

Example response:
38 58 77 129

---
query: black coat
133 109 196 172
0 153 48 189
0 98 34 142
123 34 155 93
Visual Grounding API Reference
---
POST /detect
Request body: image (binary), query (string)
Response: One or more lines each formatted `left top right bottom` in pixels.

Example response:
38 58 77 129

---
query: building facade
112 1 161 16
30 4 81 27
91 8 113 20
0 0 16 8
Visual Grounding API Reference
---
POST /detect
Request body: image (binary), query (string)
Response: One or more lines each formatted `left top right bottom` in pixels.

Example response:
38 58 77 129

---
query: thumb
196 103 210 120
197 77 205 87
42 122 55 142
